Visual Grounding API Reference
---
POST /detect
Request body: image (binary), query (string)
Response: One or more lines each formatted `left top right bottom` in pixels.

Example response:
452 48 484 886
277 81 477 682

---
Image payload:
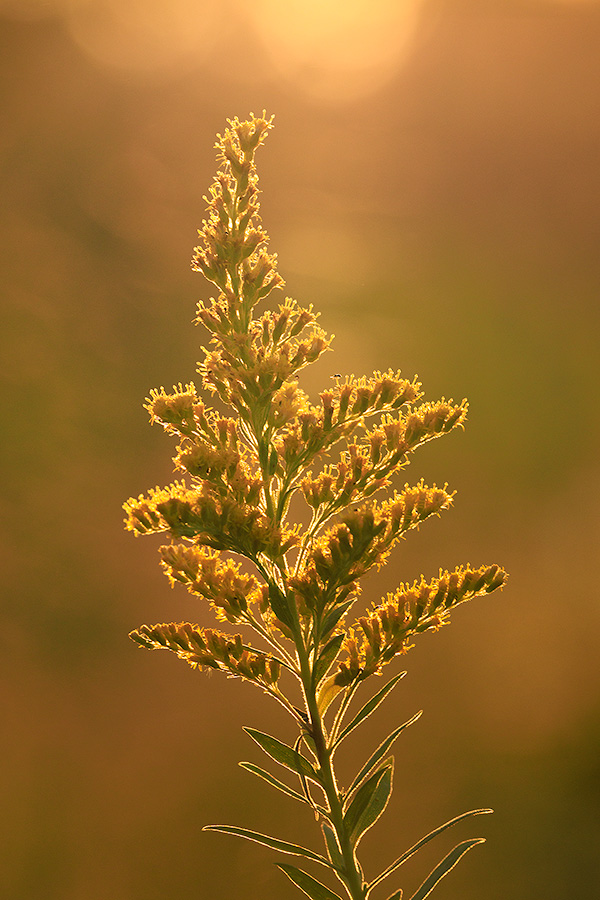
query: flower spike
125 114 507 900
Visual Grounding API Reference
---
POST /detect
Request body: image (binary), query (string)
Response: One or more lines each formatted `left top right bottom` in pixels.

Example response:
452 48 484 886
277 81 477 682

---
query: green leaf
302 732 318 757
321 822 344 872
244 727 320 783
343 761 393 845
321 598 355 640
317 675 344 716
277 862 343 900
335 672 406 747
202 825 330 868
346 711 422 799
314 633 345 684
368 809 493 891
268 584 295 629
408 839 485 900
239 761 310 805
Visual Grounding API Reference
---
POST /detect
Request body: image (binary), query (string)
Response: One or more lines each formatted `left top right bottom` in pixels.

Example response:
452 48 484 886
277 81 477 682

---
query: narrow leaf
321 821 344 872
269 584 294 629
408 838 485 900
384 891 403 900
343 762 393 845
278 862 343 900
321 598 355 640
335 672 406 747
244 727 320 783
314 633 345 684
202 825 330 868
302 732 318 757
317 675 344 716
239 761 309 805
346 711 422 799
368 809 493 891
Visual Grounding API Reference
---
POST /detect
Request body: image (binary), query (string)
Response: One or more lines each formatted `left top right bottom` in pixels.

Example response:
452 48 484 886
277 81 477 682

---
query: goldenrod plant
125 113 507 900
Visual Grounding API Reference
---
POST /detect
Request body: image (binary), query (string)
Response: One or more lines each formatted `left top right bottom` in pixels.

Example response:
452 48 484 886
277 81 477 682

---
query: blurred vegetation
1 1 599 898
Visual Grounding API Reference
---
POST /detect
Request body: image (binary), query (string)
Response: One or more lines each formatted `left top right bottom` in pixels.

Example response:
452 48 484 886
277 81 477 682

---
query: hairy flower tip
174 436 261 507
124 481 291 560
298 481 453 585
256 299 314 351
294 482 451 603
144 384 205 437
129 622 282 686
159 544 262 623
329 371 422 427
192 113 282 315
404 398 469 449
291 509 388 609
300 470 336 510
336 563 507 680
357 370 422 414
378 480 455 538
270 381 311 428
123 484 181 536
220 111 275 163
123 481 219 538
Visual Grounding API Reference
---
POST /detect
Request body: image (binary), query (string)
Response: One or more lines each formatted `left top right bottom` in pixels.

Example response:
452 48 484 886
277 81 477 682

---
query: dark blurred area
1 0 599 898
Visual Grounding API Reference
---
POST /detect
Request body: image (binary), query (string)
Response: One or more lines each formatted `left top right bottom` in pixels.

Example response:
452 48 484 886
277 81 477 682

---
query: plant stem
297 645 365 900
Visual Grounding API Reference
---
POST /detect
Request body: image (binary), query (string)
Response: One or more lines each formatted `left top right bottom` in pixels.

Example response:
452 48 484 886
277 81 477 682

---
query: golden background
1 1 599 898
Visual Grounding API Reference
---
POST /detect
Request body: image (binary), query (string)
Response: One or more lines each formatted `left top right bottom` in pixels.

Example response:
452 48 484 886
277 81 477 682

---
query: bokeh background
2 0 599 898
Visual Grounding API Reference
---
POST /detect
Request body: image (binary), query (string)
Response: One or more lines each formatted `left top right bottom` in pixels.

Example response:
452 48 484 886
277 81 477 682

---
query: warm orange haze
1 1 599 899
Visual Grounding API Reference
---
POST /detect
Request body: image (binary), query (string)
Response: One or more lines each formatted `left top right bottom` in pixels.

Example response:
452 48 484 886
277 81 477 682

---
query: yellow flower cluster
191 114 281 311
123 481 298 561
275 371 422 478
126 114 508 900
288 482 454 623
198 309 331 415
296 399 465 523
159 544 264 623
130 622 281 686
335 564 508 683
191 115 331 429
126 113 506 709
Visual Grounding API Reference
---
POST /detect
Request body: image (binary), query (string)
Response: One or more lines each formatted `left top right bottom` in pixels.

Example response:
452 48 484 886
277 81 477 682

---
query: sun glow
249 0 425 102
65 0 225 77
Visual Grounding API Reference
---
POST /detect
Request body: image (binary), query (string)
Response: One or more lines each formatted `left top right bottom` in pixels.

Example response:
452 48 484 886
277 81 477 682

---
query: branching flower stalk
125 113 507 900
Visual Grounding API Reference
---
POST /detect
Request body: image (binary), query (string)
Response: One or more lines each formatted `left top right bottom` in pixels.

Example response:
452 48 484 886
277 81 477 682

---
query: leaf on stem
239 761 312 806
244 727 321 783
384 891 403 900
346 711 422 799
321 598 356 641
316 675 344 716
334 671 406 747
407 838 486 900
202 825 330 867
343 761 393 845
268 584 295 629
367 809 493 892
314 633 346 685
277 862 343 900
320 821 344 872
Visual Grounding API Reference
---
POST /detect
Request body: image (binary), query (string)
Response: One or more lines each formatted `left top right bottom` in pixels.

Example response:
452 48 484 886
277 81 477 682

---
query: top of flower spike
127 113 507 705
216 113 275 163
191 112 286 344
